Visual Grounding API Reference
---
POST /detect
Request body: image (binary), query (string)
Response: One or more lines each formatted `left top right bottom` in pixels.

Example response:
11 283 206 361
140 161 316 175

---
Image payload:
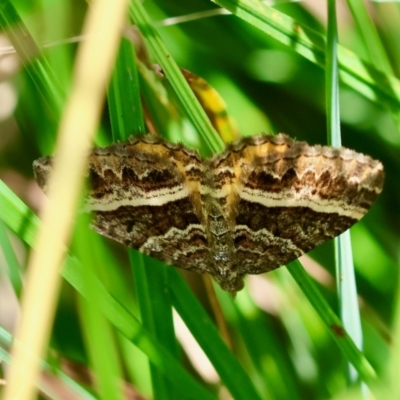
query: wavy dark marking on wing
233 202 354 274
33 133 385 294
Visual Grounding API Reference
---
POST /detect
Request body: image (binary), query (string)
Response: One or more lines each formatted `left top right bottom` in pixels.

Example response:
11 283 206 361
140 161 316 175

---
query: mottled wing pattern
214 134 384 276
33 133 385 294
33 135 212 275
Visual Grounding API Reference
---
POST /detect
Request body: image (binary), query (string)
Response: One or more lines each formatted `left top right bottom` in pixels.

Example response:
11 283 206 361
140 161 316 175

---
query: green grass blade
0 326 97 400
77 298 125 400
129 0 225 153
212 0 400 115
326 0 341 148
385 277 400 398
326 0 364 386
108 39 180 399
169 268 267 400
0 180 216 400
0 220 23 297
108 37 145 141
0 0 64 118
129 253 180 400
286 260 376 382
335 231 364 383
217 286 302 399
74 218 126 400
346 0 393 74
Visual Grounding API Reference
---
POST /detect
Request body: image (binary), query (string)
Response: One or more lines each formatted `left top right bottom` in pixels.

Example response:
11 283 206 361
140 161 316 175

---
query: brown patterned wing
33 133 385 294
33 135 212 275
228 134 384 276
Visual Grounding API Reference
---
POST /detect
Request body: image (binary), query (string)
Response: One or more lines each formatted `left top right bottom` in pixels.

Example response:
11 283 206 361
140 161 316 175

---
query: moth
33 134 384 294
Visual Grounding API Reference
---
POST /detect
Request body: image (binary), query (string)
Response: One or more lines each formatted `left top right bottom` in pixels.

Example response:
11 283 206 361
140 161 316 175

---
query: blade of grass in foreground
326 0 364 386
108 39 180 399
168 268 263 400
0 0 64 118
0 326 96 400
129 0 225 153
217 284 302 399
108 37 145 141
286 260 375 382
346 0 393 75
0 181 215 400
385 273 400 398
212 0 400 115
74 217 126 400
0 177 376 393
0 220 23 297
3 1 131 399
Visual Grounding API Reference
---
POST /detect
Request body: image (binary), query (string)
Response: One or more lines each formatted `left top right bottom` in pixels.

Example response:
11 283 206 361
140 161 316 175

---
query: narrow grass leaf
385 275 400 398
129 0 225 153
335 231 364 383
326 0 364 386
286 260 376 382
108 37 145 141
0 220 23 297
212 0 400 115
74 218 126 400
0 0 64 118
346 0 393 74
0 326 97 400
168 268 264 400
219 286 302 399
108 41 180 399
0 181 216 400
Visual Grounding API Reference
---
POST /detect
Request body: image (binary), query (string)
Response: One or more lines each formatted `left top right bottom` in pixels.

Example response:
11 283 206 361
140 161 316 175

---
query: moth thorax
205 201 238 290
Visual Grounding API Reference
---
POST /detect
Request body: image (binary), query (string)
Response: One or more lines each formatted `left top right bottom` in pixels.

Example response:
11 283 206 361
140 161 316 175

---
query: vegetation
0 1 399 399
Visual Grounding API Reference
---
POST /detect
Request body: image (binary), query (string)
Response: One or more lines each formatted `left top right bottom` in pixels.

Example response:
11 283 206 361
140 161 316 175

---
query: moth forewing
33 133 384 294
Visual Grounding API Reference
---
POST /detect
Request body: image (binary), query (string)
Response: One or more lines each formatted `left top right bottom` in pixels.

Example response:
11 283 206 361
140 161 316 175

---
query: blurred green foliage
0 1 399 399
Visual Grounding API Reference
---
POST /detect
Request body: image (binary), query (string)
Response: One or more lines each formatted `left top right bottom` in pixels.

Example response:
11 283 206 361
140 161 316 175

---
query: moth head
33 156 53 193
213 267 244 296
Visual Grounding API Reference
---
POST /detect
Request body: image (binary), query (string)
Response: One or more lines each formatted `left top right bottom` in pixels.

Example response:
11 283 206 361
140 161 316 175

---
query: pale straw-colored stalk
3 1 129 399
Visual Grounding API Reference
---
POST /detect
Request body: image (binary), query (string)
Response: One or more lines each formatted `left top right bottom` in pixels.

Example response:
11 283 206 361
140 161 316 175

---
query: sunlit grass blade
385 277 400 398
326 0 341 148
335 231 364 383
0 181 216 400
108 37 145 141
108 39 181 398
3 1 131 398
0 220 23 297
0 326 97 400
216 285 302 398
287 260 375 382
211 0 400 115
168 268 263 400
346 0 393 74
74 216 126 400
0 0 64 118
326 0 364 387
129 0 225 153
